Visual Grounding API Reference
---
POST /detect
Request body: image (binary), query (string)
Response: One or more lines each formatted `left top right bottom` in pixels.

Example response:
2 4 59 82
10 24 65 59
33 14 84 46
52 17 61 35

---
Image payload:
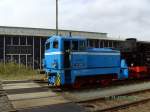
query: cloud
0 0 56 27
0 0 150 40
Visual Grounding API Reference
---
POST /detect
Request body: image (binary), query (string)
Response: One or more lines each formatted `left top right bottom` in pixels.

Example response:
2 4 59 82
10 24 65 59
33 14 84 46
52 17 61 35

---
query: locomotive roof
46 35 86 43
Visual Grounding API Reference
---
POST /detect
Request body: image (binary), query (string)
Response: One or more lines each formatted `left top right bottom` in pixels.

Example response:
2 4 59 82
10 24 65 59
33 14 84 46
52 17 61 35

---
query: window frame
53 41 59 49
45 42 50 50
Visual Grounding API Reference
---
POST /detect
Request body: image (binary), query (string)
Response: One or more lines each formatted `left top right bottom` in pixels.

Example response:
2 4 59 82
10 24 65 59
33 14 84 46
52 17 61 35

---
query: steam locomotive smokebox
120 38 137 52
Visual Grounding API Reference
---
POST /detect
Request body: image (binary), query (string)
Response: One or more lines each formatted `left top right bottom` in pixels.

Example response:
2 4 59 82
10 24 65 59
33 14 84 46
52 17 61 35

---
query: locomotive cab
43 35 87 86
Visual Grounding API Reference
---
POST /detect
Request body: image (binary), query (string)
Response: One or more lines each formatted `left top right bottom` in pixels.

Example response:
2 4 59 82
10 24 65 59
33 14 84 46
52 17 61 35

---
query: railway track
99 97 150 112
61 78 150 102
60 79 150 112
1 80 85 112
1 79 150 112
78 89 150 112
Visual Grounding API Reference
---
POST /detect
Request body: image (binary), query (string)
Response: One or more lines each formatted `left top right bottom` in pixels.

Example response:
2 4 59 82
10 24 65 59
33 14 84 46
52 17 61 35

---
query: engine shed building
0 26 148 69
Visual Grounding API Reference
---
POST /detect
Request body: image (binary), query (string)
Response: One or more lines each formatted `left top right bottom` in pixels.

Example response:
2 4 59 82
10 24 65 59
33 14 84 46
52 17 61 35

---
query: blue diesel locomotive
43 35 128 87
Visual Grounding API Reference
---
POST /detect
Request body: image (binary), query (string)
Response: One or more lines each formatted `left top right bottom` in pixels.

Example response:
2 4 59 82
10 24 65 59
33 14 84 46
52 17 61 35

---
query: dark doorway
64 41 71 68
64 41 71 84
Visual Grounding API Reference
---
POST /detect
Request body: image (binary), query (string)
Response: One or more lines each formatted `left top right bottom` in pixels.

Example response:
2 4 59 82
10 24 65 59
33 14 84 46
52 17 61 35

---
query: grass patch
0 62 41 80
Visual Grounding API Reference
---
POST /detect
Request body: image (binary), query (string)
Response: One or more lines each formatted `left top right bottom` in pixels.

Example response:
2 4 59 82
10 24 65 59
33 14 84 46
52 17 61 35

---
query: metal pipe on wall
3 35 5 65
10 37 13 61
99 40 101 48
32 36 34 69
19 36 21 68
40 37 42 69
26 36 28 68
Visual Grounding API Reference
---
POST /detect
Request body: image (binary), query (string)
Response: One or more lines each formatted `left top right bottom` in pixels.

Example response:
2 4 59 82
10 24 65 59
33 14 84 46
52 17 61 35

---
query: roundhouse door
64 41 71 84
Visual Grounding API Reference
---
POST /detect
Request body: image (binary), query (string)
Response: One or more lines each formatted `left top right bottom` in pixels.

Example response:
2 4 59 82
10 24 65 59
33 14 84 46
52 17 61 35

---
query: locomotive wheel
100 79 111 86
73 78 83 89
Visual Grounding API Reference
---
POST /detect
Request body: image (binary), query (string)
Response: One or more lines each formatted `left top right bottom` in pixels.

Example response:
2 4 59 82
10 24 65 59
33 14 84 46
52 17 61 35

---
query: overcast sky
0 0 150 40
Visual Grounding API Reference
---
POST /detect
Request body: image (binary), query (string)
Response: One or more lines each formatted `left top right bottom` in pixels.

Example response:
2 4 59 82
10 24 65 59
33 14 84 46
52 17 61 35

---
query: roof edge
0 25 107 35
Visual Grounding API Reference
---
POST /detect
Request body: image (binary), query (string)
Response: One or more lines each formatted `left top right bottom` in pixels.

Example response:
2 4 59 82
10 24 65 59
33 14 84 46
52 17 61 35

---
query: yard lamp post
56 0 58 35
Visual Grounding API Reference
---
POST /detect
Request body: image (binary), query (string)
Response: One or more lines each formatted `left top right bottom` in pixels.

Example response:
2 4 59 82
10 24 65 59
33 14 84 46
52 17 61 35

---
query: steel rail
78 89 150 112
77 88 150 103
97 97 150 112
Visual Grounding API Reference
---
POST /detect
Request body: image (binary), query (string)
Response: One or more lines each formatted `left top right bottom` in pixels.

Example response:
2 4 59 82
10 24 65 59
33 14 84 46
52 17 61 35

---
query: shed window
53 41 58 48
72 41 78 50
89 40 95 48
79 41 86 50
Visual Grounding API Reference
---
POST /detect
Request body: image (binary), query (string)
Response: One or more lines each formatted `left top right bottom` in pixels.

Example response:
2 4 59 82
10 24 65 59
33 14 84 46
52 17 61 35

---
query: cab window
53 41 58 48
72 41 78 51
79 41 86 50
46 42 50 50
